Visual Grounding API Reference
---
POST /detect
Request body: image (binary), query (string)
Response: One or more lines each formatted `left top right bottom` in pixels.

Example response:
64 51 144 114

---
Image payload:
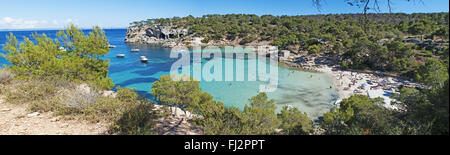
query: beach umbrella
362 84 367 87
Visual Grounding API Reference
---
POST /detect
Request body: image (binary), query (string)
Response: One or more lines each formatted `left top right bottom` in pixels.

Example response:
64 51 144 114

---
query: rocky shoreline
125 25 275 48
124 25 188 47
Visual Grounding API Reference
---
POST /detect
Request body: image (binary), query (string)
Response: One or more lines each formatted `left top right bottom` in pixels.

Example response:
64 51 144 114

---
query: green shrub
58 87 137 122
201 37 211 43
0 69 14 84
80 87 155 124
278 106 313 135
385 32 395 39
1 24 114 90
5 80 59 105
28 96 64 113
65 85 99 109
116 86 139 103
4 79 158 133
239 36 256 45
340 61 349 69
81 97 130 122
108 101 156 135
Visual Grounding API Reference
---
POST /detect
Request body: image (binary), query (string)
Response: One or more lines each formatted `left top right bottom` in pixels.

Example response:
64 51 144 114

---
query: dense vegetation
151 75 313 135
132 13 449 79
1 11 448 135
2 24 114 90
138 12 448 135
132 13 448 47
321 82 449 135
0 25 159 135
151 74 448 135
134 15 449 133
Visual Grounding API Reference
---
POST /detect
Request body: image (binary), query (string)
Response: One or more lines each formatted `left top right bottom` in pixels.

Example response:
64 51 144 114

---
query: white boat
116 54 125 58
59 47 67 52
140 56 147 59
131 49 140 52
140 57 148 63
108 45 116 48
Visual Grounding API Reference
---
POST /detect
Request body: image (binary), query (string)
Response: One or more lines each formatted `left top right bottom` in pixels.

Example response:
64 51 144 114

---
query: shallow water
0 29 338 118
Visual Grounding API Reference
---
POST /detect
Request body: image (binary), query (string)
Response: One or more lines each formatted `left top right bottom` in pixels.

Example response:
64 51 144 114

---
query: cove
0 29 338 118
107 44 338 118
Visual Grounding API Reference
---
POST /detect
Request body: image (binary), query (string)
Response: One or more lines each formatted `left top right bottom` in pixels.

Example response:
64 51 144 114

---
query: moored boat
131 48 140 52
140 57 148 63
116 54 125 58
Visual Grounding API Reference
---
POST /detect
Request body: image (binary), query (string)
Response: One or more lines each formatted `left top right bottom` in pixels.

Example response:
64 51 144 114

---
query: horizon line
0 11 447 31
0 27 128 32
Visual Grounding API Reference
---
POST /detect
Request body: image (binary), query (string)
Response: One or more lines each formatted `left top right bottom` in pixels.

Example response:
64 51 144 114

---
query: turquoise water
0 29 338 118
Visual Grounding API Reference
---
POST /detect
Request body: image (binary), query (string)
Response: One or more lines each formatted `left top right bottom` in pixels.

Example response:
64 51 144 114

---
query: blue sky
0 0 448 30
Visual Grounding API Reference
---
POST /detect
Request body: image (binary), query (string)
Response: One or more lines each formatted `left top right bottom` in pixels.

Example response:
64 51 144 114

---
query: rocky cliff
124 24 271 48
124 25 189 47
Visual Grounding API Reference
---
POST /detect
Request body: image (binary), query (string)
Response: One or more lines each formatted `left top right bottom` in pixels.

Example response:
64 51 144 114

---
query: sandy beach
277 52 421 109
312 65 419 109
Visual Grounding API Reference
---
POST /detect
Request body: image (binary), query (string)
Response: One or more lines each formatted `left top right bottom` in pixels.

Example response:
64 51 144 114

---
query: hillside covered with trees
128 13 449 135
1 12 448 135
130 13 448 80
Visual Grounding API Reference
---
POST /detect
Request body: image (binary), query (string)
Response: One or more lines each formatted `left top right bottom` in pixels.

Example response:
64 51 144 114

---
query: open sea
0 29 338 118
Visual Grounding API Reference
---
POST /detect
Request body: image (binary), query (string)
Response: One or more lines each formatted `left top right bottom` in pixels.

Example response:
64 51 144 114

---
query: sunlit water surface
0 29 338 118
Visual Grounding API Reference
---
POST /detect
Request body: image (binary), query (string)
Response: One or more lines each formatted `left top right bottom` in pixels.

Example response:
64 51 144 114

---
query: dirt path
0 95 203 135
0 97 109 135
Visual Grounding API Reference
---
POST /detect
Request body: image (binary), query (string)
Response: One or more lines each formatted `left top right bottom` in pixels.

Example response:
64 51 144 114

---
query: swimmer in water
229 83 232 86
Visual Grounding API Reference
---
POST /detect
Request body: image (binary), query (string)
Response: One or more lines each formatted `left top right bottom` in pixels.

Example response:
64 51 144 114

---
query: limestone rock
27 112 40 117
50 117 59 122
102 90 117 98
152 105 203 135
60 123 69 128
77 83 91 94
1 108 11 112
124 25 189 47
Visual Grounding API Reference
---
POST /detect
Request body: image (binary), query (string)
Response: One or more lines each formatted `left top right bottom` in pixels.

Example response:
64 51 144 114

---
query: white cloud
65 18 80 25
0 17 80 29
3 17 14 23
